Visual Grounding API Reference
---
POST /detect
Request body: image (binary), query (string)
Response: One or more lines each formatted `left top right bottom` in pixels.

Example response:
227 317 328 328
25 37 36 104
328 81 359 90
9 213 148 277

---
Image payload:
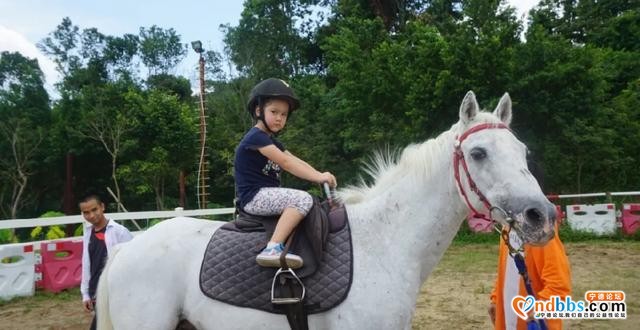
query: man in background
79 191 133 330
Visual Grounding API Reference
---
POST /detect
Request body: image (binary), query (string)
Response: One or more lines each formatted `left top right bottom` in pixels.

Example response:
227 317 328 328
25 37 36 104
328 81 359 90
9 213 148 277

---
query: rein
453 122 509 220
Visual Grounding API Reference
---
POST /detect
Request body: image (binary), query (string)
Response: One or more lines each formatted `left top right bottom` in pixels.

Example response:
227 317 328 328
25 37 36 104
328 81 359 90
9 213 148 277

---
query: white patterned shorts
244 187 313 216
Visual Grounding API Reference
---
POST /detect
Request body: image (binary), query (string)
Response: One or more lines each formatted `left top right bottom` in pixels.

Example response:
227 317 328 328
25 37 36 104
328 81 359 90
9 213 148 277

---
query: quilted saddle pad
199 222 353 314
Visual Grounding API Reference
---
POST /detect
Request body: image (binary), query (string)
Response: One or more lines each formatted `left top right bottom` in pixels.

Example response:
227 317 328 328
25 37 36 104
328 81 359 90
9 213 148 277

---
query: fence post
174 207 184 217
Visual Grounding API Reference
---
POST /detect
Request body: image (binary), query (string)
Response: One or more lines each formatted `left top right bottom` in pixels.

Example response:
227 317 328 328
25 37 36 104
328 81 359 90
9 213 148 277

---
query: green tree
223 0 320 78
138 26 187 76
41 19 199 211
608 79 640 190
204 78 256 204
0 119 44 219
146 74 192 102
38 17 82 76
75 82 138 209
103 33 140 79
0 51 50 219
319 0 523 183
0 52 50 123
121 89 197 209
530 0 640 51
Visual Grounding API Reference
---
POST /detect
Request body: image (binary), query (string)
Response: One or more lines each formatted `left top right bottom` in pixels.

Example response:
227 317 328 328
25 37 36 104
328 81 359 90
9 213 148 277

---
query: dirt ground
1 242 638 329
413 242 639 329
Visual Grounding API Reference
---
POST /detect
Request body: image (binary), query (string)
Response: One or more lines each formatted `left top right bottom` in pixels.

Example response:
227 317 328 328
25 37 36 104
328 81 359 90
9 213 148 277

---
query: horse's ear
459 91 479 125
493 92 512 126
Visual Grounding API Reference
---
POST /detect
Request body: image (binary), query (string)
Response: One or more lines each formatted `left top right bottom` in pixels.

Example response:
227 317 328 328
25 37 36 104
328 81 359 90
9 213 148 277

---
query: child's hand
318 172 337 188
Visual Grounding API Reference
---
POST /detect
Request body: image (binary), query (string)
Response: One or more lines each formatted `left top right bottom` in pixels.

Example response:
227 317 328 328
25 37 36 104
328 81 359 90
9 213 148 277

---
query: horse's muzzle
512 200 556 246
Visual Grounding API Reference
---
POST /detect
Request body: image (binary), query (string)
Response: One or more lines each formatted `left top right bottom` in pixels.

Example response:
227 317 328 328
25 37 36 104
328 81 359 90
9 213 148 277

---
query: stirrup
271 268 306 305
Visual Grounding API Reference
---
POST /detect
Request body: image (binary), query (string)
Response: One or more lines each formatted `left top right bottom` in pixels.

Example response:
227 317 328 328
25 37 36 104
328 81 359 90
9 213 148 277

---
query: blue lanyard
513 253 548 330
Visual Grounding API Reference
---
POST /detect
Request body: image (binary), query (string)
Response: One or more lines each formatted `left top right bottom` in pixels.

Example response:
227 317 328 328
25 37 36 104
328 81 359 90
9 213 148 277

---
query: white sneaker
256 243 303 269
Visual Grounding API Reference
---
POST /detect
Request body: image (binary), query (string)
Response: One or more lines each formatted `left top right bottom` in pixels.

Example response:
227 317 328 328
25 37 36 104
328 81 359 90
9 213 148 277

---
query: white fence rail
547 191 640 200
0 207 236 231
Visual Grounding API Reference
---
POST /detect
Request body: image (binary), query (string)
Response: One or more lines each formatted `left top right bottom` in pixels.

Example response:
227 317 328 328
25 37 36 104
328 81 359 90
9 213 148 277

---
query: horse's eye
469 148 487 161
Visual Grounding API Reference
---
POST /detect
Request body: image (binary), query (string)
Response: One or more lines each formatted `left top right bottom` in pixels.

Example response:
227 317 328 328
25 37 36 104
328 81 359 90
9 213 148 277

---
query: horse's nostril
525 208 543 223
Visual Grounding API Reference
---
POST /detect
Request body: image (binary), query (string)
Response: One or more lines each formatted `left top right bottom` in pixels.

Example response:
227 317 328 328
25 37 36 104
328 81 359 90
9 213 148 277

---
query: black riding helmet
246 78 300 119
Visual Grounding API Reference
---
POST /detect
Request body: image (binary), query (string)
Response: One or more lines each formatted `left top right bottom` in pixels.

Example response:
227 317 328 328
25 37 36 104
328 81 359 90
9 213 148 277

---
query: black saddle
222 197 347 277
199 198 353 315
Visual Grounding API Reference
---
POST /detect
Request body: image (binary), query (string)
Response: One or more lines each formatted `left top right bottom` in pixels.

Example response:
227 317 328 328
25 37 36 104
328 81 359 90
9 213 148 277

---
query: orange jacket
490 229 572 330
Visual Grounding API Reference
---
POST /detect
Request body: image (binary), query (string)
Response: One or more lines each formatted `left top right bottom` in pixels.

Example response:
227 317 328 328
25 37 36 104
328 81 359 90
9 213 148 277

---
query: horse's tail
96 244 122 330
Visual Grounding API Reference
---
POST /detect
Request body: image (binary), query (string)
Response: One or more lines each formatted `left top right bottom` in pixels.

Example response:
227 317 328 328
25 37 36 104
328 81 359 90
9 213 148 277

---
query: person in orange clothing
488 157 571 330
488 225 571 330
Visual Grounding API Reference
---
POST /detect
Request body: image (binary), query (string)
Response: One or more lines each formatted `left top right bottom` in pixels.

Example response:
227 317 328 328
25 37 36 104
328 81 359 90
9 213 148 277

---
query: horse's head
454 91 555 246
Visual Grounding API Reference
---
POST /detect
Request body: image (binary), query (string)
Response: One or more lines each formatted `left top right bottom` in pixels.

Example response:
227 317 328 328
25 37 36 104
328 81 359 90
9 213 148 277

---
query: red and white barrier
621 204 640 235
566 204 617 235
555 204 564 225
0 244 35 300
35 240 83 293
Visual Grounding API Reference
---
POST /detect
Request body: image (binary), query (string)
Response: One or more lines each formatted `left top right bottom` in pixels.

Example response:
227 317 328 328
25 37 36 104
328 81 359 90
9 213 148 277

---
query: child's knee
293 191 313 216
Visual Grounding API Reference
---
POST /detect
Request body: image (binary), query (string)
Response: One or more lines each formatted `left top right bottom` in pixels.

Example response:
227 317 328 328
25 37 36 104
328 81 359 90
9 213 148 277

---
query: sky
0 0 540 92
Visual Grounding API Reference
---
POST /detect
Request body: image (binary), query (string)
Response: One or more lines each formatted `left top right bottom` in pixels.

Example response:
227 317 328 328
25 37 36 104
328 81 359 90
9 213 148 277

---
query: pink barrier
466 213 493 233
621 203 640 235
35 240 82 292
555 204 564 225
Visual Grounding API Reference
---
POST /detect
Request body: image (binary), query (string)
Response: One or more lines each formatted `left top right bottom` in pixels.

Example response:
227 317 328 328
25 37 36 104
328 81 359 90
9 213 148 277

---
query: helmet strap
256 98 277 136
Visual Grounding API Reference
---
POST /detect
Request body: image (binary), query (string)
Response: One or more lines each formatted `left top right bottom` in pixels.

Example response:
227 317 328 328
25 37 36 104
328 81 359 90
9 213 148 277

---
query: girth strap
283 296 308 330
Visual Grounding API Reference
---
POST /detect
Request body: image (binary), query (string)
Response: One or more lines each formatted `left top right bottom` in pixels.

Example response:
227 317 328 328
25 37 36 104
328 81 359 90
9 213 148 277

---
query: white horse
96 91 556 330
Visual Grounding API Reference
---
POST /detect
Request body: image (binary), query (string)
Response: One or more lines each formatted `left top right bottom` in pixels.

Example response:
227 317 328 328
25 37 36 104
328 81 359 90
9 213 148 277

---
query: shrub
0 229 17 244
30 211 67 241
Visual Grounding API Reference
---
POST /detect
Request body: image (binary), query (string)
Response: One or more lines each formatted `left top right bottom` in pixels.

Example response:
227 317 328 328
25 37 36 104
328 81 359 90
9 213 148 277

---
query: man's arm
120 225 133 243
80 225 91 302
488 238 506 326
529 235 572 300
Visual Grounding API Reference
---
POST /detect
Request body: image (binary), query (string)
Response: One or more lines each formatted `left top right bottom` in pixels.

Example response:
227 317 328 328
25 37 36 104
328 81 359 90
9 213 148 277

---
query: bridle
453 122 510 223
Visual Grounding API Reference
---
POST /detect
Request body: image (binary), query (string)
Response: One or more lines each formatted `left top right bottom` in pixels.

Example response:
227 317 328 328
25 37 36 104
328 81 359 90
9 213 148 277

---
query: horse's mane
339 112 500 204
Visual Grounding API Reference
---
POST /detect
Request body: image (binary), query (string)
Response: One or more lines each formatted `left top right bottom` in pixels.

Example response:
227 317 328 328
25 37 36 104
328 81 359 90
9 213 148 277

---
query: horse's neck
347 136 468 284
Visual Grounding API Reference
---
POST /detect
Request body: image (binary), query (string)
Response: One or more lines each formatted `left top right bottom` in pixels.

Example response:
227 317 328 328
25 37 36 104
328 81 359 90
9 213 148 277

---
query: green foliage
146 74 192 101
138 26 187 75
74 224 83 237
40 211 65 218
37 17 82 75
45 226 66 240
223 0 321 77
118 89 198 210
0 287 80 305
30 211 67 241
531 0 640 51
557 221 640 242
452 218 640 245
0 229 17 244
148 219 164 228
203 77 256 204
0 51 51 219
2 0 639 217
